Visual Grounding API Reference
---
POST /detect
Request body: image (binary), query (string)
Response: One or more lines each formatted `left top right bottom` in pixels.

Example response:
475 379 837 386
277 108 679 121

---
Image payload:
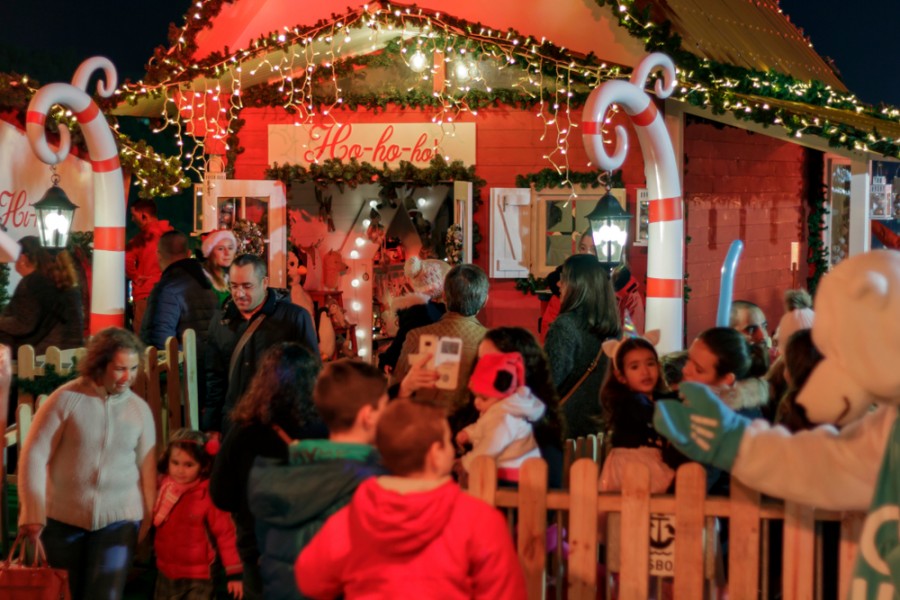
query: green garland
0 74 189 199
0 262 9 310
515 169 625 191
122 0 900 160
265 156 485 258
15 363 78 398
514 274 549 296
805 152 830 295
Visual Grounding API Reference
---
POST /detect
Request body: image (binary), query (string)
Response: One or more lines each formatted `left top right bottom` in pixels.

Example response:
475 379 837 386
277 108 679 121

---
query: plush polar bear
654 249 900 600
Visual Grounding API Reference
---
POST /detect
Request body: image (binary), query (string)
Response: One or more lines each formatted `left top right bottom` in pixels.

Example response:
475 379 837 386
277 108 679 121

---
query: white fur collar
390 292 431 311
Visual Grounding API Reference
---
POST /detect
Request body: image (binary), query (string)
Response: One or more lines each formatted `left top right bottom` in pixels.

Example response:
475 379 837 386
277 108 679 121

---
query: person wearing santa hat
378 256 450 373
201 229 238 307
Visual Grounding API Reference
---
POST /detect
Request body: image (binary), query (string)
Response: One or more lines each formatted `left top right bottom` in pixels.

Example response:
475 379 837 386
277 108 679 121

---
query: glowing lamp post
586 187 631 271
33 171 78 250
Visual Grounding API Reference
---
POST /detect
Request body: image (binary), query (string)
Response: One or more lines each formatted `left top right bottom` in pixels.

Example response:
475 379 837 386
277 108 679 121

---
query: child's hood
247 445 382 528
347 477 460 555
496 387 547 421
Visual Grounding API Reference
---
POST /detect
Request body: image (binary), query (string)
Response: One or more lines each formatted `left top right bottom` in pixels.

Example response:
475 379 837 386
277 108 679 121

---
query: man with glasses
204 253 318 432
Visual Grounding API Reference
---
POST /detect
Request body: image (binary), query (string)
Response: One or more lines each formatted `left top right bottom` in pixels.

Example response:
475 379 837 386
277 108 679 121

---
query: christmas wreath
232 219 266 256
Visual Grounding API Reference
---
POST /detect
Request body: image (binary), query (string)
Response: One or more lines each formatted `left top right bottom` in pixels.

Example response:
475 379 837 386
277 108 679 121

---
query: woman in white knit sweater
18 327 157 600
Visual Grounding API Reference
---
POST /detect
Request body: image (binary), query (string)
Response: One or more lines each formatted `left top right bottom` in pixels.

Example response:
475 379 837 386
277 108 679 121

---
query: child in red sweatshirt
296 399 526 599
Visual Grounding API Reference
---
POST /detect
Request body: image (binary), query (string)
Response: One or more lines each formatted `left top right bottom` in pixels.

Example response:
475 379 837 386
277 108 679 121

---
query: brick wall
233 105 647 335
682 119 809 344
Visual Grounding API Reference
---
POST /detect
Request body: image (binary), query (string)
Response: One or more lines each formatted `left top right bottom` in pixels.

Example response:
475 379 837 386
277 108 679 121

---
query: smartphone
433 336 463 390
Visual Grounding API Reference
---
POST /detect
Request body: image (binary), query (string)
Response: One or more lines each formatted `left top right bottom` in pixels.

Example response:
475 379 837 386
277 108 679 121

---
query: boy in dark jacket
295 399 526 600
247 360 388 600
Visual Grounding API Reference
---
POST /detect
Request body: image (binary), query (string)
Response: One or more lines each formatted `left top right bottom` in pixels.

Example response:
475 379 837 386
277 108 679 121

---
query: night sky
1 0 898 106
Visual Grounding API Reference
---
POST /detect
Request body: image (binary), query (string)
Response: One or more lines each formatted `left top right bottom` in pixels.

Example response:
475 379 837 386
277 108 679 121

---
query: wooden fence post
783 501 816 599
620 463 651 599
16 345 37 408
144 346 163 452
729 479 761 598
165 336 182 438
568 459 599 600
519 458 548 600
674 463 706 598
468 455 497 506
182 329 199 430
839 513 863 599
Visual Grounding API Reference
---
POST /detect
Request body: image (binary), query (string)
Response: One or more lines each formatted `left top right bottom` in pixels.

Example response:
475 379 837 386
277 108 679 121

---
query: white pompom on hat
404 255 451 300
776 307 815 345
201 229 238 258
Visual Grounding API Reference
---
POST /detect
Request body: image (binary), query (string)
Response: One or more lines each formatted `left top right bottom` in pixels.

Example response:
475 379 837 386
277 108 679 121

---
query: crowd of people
6 198 837 600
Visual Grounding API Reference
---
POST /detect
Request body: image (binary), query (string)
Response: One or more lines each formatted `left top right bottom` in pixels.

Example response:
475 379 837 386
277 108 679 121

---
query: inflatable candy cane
26 57 126 333
582 53 683 353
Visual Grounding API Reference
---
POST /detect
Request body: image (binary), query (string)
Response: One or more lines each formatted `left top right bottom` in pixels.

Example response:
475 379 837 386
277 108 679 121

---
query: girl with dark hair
599 334 674 493
154 429 243 599
0 235 84 354
544 253 620 438
210 342 325 600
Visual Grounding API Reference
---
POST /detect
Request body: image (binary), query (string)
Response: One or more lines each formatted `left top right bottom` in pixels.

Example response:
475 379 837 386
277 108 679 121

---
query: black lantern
33 168 78 250
585 180 632 270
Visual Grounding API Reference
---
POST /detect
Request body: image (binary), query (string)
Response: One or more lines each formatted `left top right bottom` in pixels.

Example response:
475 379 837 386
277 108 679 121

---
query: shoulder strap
227 314 267 385
271 423 295 446
559 345 605 407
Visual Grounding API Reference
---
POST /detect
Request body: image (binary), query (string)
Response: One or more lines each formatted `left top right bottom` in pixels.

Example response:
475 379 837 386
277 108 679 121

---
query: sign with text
268 122 476 167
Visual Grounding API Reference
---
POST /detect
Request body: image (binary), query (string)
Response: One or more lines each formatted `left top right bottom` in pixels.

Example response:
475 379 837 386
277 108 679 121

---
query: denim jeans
41 518 140 600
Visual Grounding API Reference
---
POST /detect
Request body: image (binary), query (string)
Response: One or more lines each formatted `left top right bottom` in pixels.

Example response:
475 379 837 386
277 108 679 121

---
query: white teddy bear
655 249 900 599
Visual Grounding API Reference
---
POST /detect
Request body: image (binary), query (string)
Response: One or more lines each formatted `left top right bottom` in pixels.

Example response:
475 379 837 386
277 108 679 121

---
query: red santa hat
468 352 525 399
201 229 238 258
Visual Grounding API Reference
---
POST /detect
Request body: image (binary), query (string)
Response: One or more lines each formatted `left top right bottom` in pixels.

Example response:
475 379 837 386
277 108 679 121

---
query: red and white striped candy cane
582 53 684 353
26 57 126 334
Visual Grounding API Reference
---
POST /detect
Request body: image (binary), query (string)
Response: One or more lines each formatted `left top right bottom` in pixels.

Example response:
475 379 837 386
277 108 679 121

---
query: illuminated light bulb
409 51 428 73
351 279 360 288
351 301 362 312
355 237 366 247
362 219 371 227
358 347 368 358
349 250 360 259
356 328 365 338
454 61 472 81
416 198 427 208
369 200 379 208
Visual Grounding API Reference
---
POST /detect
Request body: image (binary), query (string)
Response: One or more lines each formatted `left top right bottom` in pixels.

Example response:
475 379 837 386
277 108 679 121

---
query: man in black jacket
141 230 220 416
205 253 319 432
141 230 219 350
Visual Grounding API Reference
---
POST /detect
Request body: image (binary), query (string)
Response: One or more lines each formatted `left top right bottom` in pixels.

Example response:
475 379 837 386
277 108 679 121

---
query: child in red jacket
154 429 243 599
296 399 526 600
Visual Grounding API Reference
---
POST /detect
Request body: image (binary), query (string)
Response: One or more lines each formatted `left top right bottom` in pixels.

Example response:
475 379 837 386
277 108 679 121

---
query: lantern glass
586 190 632 269
33 184 78 250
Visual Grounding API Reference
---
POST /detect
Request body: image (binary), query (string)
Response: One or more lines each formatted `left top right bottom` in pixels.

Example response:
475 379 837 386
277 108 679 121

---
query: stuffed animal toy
653 249 900 599
321 249 349 291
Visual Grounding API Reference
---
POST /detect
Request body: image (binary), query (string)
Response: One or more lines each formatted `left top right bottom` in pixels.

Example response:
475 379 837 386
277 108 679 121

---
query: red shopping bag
0 534 71 599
